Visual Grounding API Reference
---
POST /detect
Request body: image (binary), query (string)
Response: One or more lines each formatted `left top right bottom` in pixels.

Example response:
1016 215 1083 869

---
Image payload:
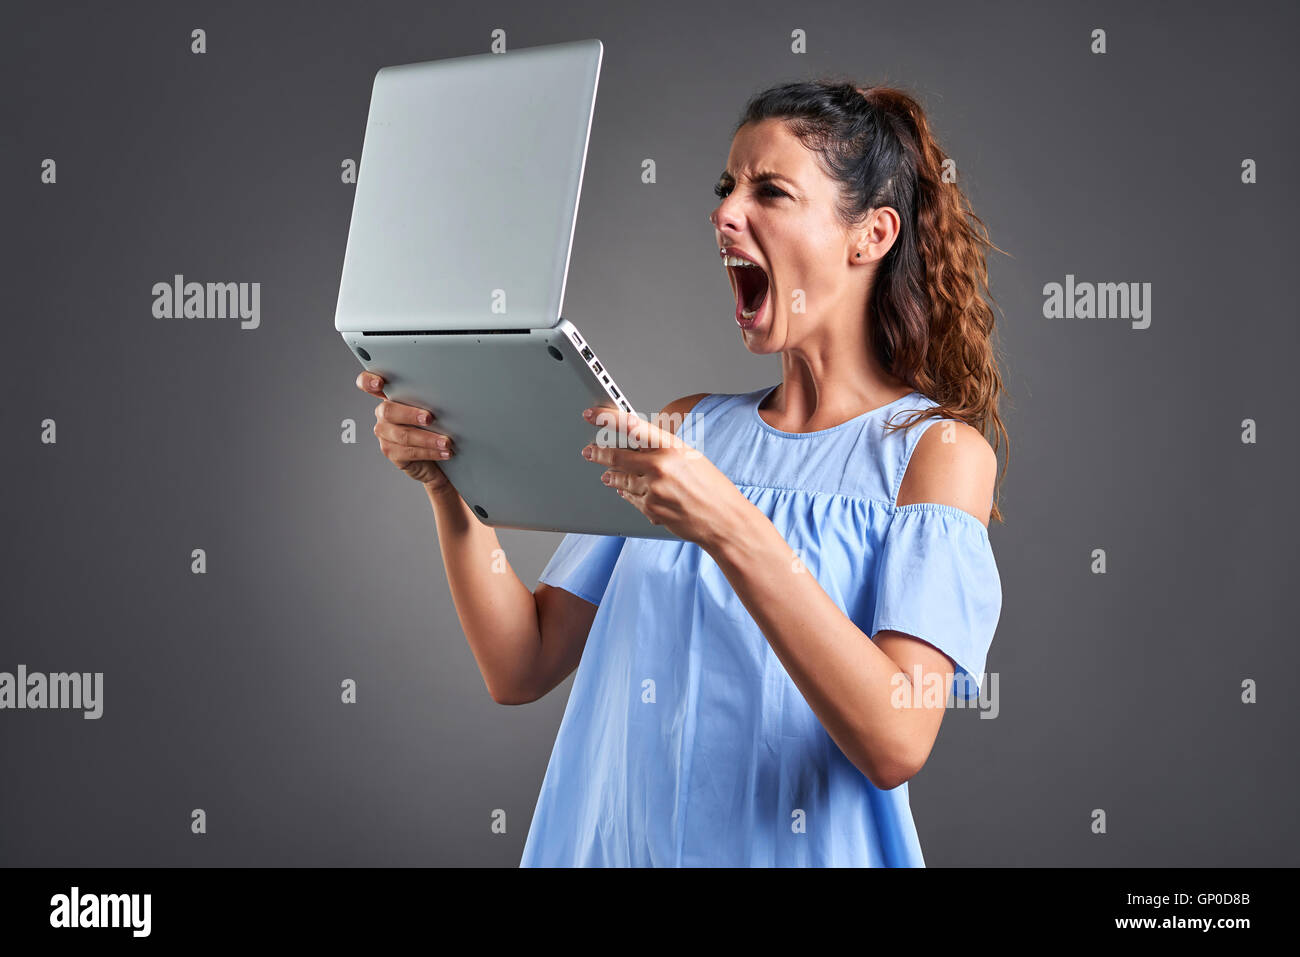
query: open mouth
725 255 770 325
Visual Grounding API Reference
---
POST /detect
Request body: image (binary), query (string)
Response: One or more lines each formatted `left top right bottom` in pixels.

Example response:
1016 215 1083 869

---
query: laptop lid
335 39 603 334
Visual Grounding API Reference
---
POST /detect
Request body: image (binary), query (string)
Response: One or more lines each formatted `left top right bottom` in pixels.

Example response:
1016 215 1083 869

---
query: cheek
776 255 835 310
767 221 842 313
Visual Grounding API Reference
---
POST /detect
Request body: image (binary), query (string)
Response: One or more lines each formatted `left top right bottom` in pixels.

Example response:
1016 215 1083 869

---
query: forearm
705 498 926 788
425 482 543 702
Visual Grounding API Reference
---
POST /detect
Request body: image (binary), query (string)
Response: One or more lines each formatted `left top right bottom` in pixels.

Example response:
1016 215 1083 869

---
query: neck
764 320 911 432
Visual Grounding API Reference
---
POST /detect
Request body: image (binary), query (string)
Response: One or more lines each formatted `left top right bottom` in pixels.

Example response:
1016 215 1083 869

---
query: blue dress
519 385 1002 867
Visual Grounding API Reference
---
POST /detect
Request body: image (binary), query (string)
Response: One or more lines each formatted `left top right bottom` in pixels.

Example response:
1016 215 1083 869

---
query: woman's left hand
580 406 751 548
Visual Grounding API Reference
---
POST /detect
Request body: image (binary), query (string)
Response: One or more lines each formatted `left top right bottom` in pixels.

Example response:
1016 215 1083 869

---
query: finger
375 399 437 428
356 372 387 397
606 469 651 497
584 405 669 451
600 469 640 492
379 438 453 464
615 485 657 523
375 420 452 451
583 403 619 428
584 442 647 474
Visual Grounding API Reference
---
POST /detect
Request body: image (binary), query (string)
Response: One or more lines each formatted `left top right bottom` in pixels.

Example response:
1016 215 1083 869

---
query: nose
710 200 743 237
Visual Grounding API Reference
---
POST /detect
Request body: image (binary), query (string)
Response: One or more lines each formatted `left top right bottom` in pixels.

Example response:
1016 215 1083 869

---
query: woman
359 81 1009 866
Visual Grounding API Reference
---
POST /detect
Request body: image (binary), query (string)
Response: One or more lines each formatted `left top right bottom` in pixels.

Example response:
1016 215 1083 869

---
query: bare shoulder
653 392 711 435
895 417 997 527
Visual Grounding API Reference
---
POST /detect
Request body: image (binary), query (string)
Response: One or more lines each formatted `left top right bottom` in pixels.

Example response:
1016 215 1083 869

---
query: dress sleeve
537 533 627 606
870 505 1002 701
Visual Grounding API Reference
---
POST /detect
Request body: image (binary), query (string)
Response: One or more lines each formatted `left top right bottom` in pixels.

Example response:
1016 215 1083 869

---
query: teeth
741 306 758 319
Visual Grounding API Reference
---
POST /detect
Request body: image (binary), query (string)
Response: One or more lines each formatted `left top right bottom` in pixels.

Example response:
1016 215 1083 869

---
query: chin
737 305 786 355
740 325 784 355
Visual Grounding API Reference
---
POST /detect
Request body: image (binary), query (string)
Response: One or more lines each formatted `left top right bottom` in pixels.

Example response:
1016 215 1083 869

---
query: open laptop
335 39 681 541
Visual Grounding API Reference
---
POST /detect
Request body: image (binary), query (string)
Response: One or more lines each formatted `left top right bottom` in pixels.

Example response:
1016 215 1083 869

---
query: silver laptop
335 39 679 540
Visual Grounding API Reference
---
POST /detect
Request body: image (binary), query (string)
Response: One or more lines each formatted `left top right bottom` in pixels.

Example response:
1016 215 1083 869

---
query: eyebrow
717 169 798 189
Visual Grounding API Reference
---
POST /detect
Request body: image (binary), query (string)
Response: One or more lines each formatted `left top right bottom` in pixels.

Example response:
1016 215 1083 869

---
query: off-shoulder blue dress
519 385 1002 867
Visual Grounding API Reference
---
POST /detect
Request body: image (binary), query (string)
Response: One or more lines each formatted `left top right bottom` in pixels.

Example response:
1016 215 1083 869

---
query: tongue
737 267 769 312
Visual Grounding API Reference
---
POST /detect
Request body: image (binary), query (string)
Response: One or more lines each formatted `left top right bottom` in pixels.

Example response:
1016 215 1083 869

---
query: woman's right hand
356 372 456 492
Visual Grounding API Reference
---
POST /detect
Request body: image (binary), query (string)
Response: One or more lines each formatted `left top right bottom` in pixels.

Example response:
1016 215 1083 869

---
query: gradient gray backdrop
3 0 1297 866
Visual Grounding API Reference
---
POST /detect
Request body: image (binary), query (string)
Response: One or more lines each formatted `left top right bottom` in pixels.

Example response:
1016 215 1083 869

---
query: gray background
2 0 1296 866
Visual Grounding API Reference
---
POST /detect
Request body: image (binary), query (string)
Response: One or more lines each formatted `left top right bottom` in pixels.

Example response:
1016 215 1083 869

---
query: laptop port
581 347 594 361
592 361 603 374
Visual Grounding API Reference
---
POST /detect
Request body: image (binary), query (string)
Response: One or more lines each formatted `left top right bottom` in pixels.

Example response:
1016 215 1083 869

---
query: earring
855 252 861 258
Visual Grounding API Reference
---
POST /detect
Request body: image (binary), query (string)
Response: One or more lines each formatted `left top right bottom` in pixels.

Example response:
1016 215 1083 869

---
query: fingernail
582 408 594 421
420 411 430 425
581 445 592 460
437 437 447 449
601 472 611 484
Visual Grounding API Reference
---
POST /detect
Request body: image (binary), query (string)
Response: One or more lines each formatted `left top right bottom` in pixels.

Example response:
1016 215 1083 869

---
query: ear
854 206 902 263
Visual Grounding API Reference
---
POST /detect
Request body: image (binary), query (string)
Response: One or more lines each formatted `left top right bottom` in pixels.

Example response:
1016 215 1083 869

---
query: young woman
360 81 1009 866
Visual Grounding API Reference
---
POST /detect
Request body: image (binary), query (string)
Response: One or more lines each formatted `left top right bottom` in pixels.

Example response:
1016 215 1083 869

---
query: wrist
702 489 763 560
425 481 462 508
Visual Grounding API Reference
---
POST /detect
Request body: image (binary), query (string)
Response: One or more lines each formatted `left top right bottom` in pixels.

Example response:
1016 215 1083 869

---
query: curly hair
733 79 1011 523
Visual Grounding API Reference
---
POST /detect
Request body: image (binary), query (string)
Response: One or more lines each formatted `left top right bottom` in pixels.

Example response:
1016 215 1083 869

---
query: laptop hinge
360 328 533 336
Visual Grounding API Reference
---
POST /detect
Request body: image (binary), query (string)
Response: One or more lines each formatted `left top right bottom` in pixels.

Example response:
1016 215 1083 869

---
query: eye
712 183 788 199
